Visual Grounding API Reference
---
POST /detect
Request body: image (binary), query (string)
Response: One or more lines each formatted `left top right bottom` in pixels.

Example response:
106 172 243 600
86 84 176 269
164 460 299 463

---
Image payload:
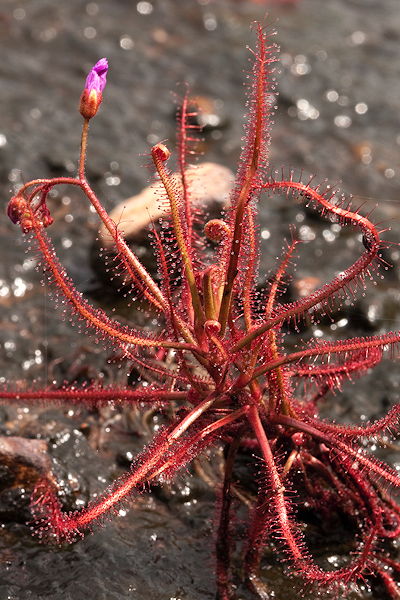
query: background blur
0 1 399 599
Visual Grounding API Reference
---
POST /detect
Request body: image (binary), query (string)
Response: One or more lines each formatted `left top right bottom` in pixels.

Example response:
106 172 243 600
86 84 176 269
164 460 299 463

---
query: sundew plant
4 24 400 600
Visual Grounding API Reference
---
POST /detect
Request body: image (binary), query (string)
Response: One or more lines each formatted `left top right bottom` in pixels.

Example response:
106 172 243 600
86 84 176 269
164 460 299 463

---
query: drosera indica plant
3 23 400 600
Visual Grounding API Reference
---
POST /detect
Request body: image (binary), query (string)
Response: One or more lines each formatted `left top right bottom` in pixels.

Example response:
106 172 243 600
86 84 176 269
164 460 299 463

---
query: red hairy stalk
0 387 187 408
3 23 400 600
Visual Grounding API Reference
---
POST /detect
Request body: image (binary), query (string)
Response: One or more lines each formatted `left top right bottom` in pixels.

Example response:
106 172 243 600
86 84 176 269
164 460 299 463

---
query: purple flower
80 58 108 120
84 58 108 94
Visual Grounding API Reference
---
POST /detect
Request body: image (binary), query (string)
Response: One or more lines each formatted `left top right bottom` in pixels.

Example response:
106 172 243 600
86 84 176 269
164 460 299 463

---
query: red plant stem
243 331 400 384
0 388 187 405
177 92 194 248
198 407 248 439
216 435 242 600
258 239 298 413
74 447 166 528
301 404 400 439
169 395 216 441
248 406 304 561
219 26 272 334
218 156 258 336
18 180 207 365
167 398 248 445
291 347 382 382
18 177 82 197
26 184 51 206
151 147 205 331
265 237 298 318
243 206 257 332
79 118 89 180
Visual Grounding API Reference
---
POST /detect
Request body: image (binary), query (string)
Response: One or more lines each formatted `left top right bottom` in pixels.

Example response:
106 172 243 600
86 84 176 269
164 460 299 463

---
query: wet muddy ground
0 0 399 598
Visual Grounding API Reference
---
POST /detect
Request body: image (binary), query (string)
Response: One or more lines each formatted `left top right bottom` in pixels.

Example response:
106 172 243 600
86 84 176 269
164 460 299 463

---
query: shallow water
0 0 399 598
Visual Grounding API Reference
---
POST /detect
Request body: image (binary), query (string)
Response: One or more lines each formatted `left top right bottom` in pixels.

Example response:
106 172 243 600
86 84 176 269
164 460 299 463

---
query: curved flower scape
4 25 400 599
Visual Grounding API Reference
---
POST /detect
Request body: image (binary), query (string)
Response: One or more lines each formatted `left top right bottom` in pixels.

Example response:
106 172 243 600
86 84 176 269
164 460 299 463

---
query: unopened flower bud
151 143 171 162
7 194 27 225
39 204 54 229
291 432 305 447
79 58 108 120
204 219 231 243
205 320 221 336
7 194 34 232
